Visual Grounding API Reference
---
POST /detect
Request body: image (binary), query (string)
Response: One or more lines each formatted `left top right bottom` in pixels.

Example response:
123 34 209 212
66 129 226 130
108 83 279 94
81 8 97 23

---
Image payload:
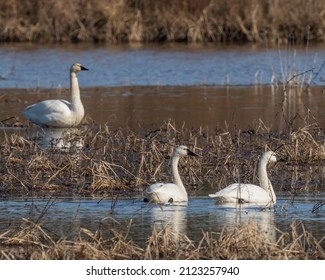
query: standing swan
209 151 277 206
144 145 198 204
23 63 88 128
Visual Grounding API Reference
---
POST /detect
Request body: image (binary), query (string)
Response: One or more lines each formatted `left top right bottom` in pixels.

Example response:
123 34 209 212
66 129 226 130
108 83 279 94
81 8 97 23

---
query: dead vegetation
0 0 324 44
1 117 325 196
0 218 323 260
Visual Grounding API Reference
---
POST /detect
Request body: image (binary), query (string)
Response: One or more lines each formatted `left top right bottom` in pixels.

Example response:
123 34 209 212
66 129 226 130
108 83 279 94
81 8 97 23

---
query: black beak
187 149 199 157
81 65 89 71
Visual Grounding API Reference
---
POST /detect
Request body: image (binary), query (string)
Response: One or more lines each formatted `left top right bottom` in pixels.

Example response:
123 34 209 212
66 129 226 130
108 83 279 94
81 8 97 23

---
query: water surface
1 86 325 134
1 43 324 132
0 194 324 247
0 43 324 88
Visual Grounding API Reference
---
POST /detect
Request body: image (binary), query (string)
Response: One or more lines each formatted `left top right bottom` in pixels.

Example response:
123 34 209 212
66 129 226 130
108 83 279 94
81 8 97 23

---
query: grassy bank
0 0 324 44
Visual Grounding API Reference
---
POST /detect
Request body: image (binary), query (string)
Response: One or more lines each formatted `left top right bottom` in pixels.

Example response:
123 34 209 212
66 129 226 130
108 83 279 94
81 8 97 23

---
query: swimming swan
23 63 88 128
209 151 277 207
144 145 198 204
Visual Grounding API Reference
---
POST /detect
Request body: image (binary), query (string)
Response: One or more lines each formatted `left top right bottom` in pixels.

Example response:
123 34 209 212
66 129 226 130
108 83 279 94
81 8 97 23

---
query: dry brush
0 0 324 44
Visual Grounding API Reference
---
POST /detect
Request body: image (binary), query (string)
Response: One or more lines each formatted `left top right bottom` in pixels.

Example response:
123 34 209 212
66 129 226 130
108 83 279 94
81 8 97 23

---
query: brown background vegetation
0 0 324 44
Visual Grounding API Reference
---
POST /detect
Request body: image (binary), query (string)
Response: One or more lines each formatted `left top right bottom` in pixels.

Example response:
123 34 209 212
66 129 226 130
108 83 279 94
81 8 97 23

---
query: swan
144 145 198 204
22 63 88 128
209 151 277 207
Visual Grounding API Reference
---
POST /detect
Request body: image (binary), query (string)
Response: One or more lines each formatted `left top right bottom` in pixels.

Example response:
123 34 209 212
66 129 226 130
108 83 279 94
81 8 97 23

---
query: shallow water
0 43 324 88
0 43 324 132
0 194 324 246
1 86 325 134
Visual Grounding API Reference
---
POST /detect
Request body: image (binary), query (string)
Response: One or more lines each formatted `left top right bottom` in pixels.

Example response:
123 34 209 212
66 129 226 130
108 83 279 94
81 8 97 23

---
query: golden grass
0 0 324 44
0 218 323 260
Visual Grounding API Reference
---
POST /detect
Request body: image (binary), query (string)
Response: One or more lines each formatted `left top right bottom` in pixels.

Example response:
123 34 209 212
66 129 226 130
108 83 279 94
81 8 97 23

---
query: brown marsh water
1 86 325 133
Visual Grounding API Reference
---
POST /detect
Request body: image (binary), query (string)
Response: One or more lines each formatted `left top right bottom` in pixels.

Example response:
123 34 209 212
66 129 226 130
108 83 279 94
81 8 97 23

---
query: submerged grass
0 0 324 44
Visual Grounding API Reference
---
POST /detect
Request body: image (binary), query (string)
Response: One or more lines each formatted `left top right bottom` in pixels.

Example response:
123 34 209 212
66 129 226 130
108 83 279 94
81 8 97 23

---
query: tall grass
0 0 324 44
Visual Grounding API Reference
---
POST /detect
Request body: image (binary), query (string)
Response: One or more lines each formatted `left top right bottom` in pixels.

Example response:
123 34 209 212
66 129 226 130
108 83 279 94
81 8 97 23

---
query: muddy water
1 86 325 133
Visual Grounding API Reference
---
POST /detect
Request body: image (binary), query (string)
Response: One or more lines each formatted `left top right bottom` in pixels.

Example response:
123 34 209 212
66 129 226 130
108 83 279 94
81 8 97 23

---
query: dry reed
0 0 324 44
1 117 325 196
0 218 323 260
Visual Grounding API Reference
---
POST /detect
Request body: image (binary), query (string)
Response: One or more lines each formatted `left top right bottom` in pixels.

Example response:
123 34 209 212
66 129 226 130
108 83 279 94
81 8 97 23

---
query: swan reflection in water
143 199 276 242
146 202 188 240
27 127 84 149
210 203 276 243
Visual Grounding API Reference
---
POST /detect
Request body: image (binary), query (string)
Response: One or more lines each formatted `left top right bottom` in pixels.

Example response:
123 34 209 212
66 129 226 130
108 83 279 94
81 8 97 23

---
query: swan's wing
23 99 72 127
209 183 271 204
145 183 187 203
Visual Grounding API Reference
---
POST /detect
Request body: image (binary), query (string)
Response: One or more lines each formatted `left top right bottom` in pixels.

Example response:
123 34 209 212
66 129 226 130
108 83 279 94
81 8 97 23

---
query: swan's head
174 145 198 158
70 63 89 73
263 151 277 163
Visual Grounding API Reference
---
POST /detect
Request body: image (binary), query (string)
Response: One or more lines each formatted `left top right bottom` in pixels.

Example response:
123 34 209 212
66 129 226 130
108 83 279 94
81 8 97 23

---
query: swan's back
145 183 188 203
209 150 277 206
208 183 274 205
23 99 76 127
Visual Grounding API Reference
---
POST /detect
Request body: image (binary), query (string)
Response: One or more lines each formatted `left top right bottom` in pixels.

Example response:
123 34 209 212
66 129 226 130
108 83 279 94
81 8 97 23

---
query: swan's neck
172 155 186 191
70 72 83 113
258 159 276 203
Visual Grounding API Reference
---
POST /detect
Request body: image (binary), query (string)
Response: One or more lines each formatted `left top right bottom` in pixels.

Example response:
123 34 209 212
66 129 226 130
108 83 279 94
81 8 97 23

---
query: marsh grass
0 218 323 260
0 0 324 44
1 117 325 196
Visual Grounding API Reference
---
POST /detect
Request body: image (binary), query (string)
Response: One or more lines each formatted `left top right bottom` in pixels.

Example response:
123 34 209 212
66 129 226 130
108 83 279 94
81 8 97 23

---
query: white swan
22 63 88 128
209 151 277 207
144 145 198 204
